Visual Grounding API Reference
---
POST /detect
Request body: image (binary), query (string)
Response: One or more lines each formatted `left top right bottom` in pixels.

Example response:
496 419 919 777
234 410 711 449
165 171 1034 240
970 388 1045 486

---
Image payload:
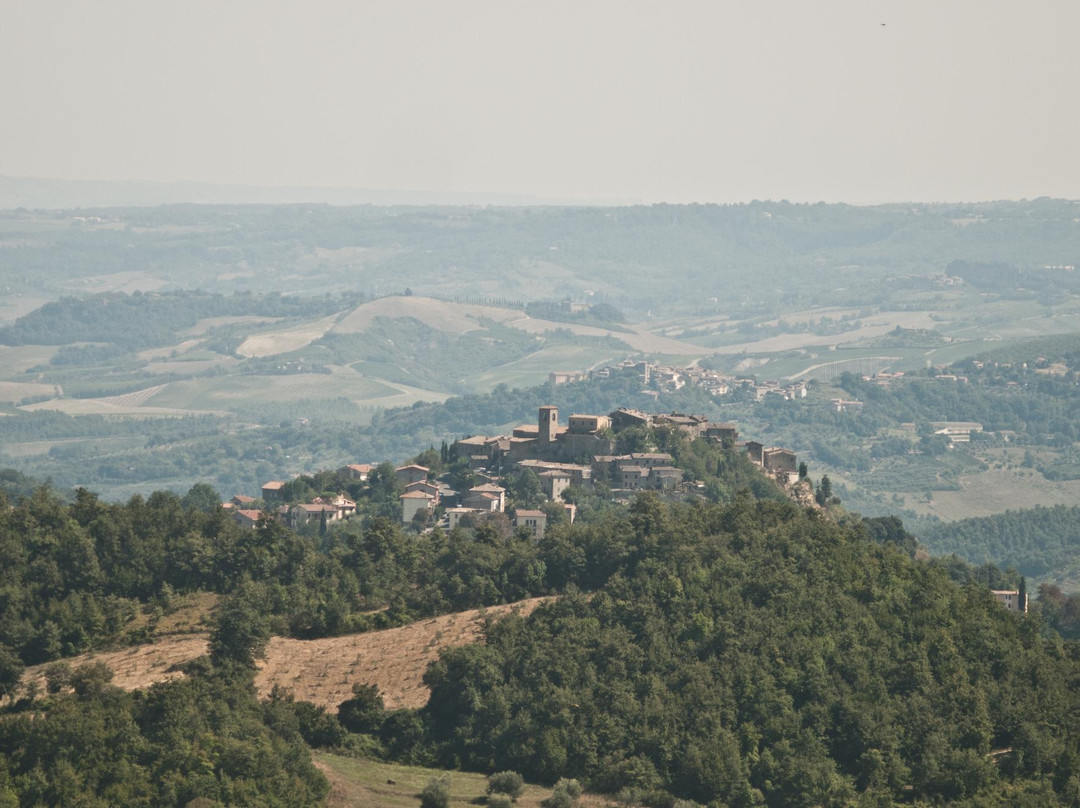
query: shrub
541 777 583 808
540 790 572 808
553 778 581 799
70 661 114 697
43 661 72 694
488 795 514 808
487 770 525 798
420 775 452 808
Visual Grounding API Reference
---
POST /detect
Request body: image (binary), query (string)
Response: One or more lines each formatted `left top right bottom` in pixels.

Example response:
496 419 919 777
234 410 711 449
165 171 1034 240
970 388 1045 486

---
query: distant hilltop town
551 359 809 401
438 402 804 533
399 403 765 537
226 403 803 540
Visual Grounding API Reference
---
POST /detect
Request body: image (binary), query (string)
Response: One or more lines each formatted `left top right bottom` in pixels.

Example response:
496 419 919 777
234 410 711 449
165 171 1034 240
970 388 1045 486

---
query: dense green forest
0 484 546 667
0 661 330 807
410 497 1080 807
920 505 1080 582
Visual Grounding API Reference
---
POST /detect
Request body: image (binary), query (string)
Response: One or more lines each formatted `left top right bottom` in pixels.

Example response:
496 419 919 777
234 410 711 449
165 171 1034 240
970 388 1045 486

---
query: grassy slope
315 754 609 808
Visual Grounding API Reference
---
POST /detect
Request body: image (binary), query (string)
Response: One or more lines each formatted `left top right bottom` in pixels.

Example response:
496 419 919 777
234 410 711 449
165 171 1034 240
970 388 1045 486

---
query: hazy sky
2 0 1078 204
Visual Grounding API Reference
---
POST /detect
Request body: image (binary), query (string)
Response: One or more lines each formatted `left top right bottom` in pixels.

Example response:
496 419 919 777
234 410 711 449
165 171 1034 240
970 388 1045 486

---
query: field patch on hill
20 597 551 711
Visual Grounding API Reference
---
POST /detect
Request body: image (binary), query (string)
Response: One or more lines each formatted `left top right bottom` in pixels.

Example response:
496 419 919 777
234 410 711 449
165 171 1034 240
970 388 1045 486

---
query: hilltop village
551 358 810 402
220 402 1028 614
223 404 806 539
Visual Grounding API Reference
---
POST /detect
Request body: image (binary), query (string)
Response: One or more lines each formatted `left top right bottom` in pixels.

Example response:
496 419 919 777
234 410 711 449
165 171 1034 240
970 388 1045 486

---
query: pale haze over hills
2 0 1079 206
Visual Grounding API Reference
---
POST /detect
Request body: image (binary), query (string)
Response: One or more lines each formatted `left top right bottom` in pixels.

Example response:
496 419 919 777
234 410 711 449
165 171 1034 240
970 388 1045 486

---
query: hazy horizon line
3 173 1079 211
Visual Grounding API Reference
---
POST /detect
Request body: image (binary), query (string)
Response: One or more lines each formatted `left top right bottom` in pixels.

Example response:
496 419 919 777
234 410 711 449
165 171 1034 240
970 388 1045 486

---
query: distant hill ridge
0 174 631 210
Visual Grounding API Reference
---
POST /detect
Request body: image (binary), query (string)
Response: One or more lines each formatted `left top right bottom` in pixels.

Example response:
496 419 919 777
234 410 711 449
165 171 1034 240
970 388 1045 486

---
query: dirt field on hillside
0 380 58 403
236 312 344 357
900 467 1080 522
20 597 551 710
508 316 706 355
333 296 522 335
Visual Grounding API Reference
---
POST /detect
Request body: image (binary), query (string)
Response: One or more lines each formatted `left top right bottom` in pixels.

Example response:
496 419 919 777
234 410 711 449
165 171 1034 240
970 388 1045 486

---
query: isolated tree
815 475 832 506
209 586 270 668
369 462 405 504
43 661 72 694
420 775 451 808
541 779 578 808
798 462 808 479
414 447 441 474
70 661 114 698
487 770 525 798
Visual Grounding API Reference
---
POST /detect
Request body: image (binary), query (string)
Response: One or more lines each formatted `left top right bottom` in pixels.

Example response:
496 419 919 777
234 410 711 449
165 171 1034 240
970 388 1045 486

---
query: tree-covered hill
414 497 1080 807
1 478 1079 805
0 664 330 807
0 290 353 351
0 425 779 672
920 504 1080 584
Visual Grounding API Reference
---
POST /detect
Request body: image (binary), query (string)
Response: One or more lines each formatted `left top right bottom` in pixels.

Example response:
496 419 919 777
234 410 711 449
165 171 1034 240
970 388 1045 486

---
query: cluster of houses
860 370 905 387
433 405 798 533
223 485 359 531
551 359 806 401
222 403 800 539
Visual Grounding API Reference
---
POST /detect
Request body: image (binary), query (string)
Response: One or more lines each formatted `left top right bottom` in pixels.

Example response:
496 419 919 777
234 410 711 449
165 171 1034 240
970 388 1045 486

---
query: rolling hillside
20 597 551 712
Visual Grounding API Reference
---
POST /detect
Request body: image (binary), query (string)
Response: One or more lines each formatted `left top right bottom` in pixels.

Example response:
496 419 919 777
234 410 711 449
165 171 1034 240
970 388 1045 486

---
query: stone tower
538 405 558 447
